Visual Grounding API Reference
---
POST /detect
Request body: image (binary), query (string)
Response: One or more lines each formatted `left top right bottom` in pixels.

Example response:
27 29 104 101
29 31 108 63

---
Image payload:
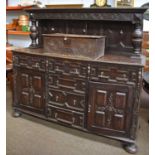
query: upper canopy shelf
25 7 147 13
25 7 147 23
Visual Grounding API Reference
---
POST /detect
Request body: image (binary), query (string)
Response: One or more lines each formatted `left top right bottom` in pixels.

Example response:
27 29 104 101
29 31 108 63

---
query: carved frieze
33 12 135 21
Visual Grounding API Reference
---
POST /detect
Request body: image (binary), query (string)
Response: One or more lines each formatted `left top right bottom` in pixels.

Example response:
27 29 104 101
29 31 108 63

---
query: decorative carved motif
33 12 134 21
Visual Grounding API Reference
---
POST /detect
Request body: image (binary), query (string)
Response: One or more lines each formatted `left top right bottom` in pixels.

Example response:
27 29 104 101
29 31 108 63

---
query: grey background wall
6 0 149 47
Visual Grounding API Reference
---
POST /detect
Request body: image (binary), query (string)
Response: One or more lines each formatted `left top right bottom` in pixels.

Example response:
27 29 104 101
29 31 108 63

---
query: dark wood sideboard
12 8 147 154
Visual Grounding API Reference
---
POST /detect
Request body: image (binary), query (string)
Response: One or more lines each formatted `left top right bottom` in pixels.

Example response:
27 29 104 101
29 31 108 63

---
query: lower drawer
47 88 85 112
47 105 85 129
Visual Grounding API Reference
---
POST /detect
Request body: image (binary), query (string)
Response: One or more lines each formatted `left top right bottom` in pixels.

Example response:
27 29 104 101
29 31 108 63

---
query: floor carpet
6 86 149 155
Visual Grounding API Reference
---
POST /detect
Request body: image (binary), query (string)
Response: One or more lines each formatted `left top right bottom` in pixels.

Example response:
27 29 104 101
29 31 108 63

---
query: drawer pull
88 104 91 112
56 96 59 102
56 80 59 85
49 92 53 97
75 68 79 74
51 27 55 31
63 37 71 45
123 74 127 78
73 99 77 105
35 62 39 68
100 72 104 77
83 29 86 33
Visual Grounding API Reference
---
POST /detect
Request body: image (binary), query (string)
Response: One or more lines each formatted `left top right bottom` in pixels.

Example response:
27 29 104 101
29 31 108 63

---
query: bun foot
123 143 138 154
13 111 21 117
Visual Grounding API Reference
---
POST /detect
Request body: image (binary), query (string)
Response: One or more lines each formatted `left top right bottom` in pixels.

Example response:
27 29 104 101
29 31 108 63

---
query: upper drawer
90 63 140 84
48 58 88 78
48 73 87 94
13 54 46 71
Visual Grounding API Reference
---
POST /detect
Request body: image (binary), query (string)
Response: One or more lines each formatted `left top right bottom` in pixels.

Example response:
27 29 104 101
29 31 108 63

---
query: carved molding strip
33 13 137 22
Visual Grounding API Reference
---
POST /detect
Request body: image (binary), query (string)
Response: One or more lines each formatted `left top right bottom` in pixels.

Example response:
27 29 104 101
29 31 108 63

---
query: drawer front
48 58 88 79
13 54 46 71
47 88 85 112
48 74 87 94
47 106 84 128
90 63 139 84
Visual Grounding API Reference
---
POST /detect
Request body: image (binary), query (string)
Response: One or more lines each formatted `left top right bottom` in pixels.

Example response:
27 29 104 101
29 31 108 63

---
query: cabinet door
15 68 45 114
87 81 134 138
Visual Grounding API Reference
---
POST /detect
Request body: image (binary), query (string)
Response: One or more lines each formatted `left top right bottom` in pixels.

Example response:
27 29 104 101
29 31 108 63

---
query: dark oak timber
12 8 146 153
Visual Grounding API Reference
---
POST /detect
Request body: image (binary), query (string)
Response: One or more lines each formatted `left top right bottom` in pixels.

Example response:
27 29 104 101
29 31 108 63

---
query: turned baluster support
29 13 39 48
132 22 143 56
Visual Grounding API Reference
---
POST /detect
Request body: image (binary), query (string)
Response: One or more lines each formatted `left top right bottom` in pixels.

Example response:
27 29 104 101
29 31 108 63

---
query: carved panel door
15 68 45 114
88 81 134 138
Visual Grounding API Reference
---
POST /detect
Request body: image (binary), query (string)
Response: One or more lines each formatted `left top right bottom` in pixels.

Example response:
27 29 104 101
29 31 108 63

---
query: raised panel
32 76 42 91
96 90 107 106
113 114 125 130
20 92 29 105
21 73 29 88
94 111 106 127
33 94 43 108
115 92 126 109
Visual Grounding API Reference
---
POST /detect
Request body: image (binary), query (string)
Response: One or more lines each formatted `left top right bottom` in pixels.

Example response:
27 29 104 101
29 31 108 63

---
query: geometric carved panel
16 68 45 113
88 81 134 137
